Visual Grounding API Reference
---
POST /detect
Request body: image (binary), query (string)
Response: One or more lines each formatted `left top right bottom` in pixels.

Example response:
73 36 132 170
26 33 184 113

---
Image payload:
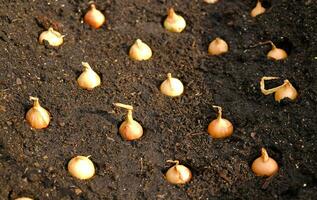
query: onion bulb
164 8 186 33
114 103 143 141
208 37 229 56
266 41 287 60
260 76 298 102
15 198 33 200
84 4 105 29
251 148 278 176
39 27 64 47
129 39 152 61
204 0 219 4
68 155 95 180
250 1 266 17
165 160 192 184
160 73 184 97
207 105 233 139
77 62 101 90
26 96 50 129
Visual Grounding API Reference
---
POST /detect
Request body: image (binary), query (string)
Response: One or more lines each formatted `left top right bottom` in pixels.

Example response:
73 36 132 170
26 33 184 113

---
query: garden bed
0 0 316 199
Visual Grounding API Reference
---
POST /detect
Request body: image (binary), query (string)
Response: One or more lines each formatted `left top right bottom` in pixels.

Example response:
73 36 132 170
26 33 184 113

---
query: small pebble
59 122 65 127
0 105 6 112
27 171 41 182
74 188 83 195
16 78 22 85
34 162 40 167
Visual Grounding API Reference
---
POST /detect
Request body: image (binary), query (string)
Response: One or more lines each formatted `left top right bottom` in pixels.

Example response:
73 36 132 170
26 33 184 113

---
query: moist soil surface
0 0 316 199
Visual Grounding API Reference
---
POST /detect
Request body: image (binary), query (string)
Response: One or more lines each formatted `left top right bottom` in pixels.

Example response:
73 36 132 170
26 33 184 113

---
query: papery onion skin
77 62 101 90
207 106 233 139
129 39 152 61
208 118 233 138
26 97 50 129
84 4 105 29
274 81 298 102
119 119 143 140
164 8 186 33
208 37 229 56
251 148 278 176
68 156 95 180
250 1 266 17
166 164 192 184
204 0 219 4
267 48 288 60
114 103 143 141
266 41 288 60
39 28 64 47
160 73 184 97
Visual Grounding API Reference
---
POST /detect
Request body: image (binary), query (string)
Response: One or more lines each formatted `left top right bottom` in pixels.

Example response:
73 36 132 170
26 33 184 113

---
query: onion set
165 160 192 184
39 27 64 47
114 103 143 141
68 155 95 180
160 73 184 97
129 39 152 61
84 3 105 29
208 37 229 56
207 105 233 139
250 1 266 17
77 62 101 90
204 0 219 4
256 41 287 60
164 8 186 33
251 148 278 176
260 76 298 102
26 96 50 129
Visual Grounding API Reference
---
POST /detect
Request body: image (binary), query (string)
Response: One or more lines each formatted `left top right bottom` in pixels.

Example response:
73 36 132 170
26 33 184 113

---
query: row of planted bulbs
39 2 298 98
26 73 298 133
39 3 288 61
24 69 293 183
25 97 279 183
16 1 297 199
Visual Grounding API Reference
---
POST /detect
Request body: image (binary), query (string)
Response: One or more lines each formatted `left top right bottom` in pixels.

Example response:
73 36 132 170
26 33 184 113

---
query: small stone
16 78 22 85
27 171 41 182
0 105 6 112
34 162 40 167
74 188 83 195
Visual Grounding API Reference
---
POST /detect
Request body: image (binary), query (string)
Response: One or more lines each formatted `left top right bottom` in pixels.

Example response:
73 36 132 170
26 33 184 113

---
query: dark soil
0 0 316 199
